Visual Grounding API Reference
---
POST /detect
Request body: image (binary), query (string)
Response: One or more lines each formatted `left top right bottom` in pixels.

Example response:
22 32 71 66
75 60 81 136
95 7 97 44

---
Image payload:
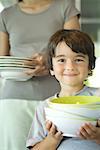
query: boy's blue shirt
26 86 100 149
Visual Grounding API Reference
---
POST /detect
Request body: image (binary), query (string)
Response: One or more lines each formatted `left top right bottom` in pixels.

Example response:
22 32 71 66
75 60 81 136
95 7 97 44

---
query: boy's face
50 41 89 89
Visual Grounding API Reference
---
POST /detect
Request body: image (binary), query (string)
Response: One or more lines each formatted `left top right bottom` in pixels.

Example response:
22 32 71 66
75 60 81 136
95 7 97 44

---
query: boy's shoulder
86 86 99 90
84 86 100 96
37 94 58 110
41 94 57 106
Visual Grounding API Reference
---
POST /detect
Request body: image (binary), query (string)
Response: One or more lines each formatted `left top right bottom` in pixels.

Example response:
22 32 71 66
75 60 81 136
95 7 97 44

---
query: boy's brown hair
47 29 96 76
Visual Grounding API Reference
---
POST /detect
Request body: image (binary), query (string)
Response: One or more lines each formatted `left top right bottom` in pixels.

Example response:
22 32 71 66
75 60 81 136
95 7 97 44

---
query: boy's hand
77 121 100 144
45 120 63 148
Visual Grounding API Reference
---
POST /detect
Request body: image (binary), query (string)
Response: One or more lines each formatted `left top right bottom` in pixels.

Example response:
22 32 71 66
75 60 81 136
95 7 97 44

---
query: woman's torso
0 0 66 56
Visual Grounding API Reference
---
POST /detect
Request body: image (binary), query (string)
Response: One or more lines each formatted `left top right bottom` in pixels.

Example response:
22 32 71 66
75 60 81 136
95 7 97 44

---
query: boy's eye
58 59 66 63
75 59 84 62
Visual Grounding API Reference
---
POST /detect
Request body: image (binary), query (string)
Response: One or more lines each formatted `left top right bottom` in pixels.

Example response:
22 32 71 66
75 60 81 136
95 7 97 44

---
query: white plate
0 70 33 81
0 56 32 60
0 66 30 70
0 64 35 69
0 61 26 64
0 60 31 63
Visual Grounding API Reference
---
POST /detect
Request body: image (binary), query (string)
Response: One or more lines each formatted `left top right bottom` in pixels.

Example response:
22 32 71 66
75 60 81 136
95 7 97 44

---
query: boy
26 29 100 150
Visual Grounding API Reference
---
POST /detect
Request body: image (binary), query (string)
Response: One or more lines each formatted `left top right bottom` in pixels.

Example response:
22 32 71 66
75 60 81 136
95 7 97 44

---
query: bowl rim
48 96 100 105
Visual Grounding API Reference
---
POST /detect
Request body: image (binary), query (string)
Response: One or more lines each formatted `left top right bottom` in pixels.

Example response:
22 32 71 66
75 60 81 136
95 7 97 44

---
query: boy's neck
59 84 85 97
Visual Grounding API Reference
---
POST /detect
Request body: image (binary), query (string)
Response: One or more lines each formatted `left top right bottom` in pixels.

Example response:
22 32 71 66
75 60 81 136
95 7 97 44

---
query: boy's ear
88 70 92 76
50 70 55 76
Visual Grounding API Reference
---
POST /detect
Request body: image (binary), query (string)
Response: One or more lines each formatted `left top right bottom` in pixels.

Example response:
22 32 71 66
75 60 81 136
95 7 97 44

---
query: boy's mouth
63 73 78 76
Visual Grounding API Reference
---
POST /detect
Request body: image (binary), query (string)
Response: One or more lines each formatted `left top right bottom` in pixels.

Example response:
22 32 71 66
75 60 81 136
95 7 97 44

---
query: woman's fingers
23 59 39 66
33 65 49 76
24 54 47 70
24 65 49 76
23 53 48 76
23 53 42 65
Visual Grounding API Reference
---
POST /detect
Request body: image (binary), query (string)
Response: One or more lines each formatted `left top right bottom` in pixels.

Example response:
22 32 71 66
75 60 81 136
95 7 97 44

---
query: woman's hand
77 120 100 144
24 53 49 76
45 120 63 149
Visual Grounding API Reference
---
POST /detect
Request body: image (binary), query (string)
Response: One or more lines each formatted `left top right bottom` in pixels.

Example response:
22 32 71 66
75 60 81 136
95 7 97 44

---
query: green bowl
50 96 100 105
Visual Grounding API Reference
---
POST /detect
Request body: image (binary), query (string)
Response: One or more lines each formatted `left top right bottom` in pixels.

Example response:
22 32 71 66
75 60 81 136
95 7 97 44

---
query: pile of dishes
45 96 100 137
0 56 35 81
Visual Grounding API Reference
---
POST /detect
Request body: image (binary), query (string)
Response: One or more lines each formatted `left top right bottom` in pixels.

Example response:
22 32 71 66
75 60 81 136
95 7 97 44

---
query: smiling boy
26 29 100 150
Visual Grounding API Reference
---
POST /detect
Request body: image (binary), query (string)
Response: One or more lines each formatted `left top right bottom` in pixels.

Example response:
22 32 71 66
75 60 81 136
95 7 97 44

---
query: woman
0 0 80 100
0 0 80 149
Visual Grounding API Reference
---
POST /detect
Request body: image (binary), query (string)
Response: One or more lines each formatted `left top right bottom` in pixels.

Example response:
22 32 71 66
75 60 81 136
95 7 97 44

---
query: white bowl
46 115 96 137
45 107 97 137
48 105 100 119
47 96 100 119
45 107 96 120
0 70 33 81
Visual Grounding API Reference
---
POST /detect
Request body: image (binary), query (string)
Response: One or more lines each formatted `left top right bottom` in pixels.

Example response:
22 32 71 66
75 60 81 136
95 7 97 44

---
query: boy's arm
30 137 57 150
31 121 63 150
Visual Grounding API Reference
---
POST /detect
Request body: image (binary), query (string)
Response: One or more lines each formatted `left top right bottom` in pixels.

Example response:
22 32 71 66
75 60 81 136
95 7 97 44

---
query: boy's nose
65 59 75 70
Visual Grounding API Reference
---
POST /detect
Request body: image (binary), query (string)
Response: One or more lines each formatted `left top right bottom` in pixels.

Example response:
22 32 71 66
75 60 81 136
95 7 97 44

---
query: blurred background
0 0 100 87
76 0 100 87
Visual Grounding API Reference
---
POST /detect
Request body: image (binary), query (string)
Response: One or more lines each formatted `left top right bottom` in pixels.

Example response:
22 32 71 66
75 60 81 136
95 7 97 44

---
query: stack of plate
0 56 35 81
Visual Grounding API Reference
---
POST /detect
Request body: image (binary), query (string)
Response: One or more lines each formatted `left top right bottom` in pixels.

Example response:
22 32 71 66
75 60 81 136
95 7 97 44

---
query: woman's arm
0 31 10 55
64 15 80 30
